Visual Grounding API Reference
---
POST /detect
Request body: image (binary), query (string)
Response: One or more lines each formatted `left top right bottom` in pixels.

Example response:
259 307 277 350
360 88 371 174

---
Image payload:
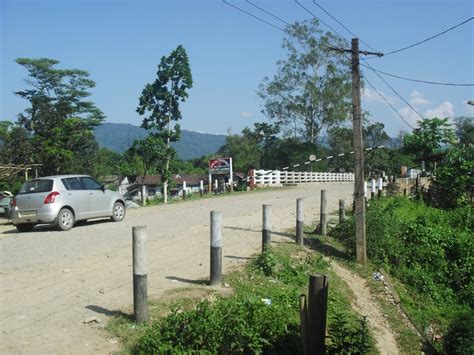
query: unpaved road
1 184 353 354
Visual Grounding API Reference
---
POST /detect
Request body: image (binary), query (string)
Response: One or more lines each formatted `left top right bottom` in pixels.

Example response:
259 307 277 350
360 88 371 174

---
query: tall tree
453 116 474 146
403 117 457 159
136 45 193 203
258 19 352 144
14 58 104 175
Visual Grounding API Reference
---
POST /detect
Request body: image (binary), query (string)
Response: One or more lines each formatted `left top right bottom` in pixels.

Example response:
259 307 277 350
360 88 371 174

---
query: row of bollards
132 191 342 324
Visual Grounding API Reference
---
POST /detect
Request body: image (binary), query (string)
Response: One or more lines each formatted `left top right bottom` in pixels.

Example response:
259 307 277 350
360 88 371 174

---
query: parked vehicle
0 191 13 219
11 175 126 232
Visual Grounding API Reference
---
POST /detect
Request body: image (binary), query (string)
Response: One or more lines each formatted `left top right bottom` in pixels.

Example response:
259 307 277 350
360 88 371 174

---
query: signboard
209 158 232 174
309 154 316 161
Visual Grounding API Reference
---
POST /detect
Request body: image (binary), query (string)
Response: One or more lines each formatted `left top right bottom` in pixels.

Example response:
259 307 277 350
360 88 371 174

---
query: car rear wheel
56 208 75 231
111 201 125 222
16 223 35 233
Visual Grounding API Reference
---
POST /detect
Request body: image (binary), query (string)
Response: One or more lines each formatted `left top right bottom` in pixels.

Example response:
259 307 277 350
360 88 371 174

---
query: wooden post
262 204 271 252
132 226 148 323
200 180 204 197
299 294 308 354
210 211 222 286
296 198 304 246
307 274 329 354
339 199 345 224
378 177 383 198
320 190 327 236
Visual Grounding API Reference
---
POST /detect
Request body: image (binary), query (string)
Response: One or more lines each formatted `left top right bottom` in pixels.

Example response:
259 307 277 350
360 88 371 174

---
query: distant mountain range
94 122 227 160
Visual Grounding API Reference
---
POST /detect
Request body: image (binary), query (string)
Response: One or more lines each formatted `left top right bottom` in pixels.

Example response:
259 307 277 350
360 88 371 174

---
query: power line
312 0 377 52
362 60 425 120
294 0 348 42
222 0 285 32
371 17 474 58
363 76 414 129
360 64 474 86
246 0 290 26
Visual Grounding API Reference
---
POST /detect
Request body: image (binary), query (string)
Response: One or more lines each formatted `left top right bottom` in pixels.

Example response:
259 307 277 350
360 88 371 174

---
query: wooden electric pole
351 38 366 265
328 39 383 265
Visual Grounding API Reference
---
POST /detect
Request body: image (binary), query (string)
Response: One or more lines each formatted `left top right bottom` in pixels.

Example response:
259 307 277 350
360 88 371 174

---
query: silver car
11 175 126 232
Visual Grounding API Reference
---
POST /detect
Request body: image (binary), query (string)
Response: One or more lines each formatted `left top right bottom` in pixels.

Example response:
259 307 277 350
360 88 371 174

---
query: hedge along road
0 183 353 354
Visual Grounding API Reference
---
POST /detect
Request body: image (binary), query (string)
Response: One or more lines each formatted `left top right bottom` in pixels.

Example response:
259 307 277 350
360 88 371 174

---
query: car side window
62 178 84 191
80 177 102 190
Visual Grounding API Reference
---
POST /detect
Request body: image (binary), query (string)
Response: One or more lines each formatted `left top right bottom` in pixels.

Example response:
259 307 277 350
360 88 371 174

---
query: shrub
444 310 474 355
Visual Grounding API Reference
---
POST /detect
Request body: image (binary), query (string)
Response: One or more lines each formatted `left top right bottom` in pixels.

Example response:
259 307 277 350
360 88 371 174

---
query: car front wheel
111 202 125 222
56 208 75 231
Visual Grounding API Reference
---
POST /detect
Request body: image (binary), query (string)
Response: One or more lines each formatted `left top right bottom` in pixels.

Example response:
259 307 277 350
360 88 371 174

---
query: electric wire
360 64 474 86
246 0 290 26
222 0 285 32
294 0 348 42
362 76 415 129
368 17 474 58
312 0 377 52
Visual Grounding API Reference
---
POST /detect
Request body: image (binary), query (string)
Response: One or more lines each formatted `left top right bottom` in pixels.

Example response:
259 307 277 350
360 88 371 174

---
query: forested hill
93 122 227 160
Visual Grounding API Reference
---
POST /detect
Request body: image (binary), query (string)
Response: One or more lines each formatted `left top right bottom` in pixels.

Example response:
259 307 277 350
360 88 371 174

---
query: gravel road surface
0 184 353 354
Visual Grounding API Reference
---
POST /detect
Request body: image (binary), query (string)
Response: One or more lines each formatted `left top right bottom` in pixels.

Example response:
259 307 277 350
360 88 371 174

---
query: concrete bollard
262 204 271 252
132 226 148 324
182 181 187 200
320 190 327 236
210 211 222 286
214 179 218 195
371 178 376 199
339 199 345 224
296 198 304 245
378 177 383 198
200 180 204 197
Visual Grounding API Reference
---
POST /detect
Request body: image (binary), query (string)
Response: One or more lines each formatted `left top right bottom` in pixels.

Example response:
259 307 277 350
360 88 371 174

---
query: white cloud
240 111 253 118
362 88 395 105
409 90 431 106
424 101 454 119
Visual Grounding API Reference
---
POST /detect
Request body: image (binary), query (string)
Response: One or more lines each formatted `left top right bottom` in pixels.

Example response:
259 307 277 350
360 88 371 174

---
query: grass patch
107 242 375 354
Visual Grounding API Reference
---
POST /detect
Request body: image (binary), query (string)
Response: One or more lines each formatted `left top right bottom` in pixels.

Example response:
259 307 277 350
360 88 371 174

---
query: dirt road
0 184 353 354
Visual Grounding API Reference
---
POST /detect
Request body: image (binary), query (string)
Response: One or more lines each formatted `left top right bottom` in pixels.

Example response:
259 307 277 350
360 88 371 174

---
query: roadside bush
331 197 473 306
444 310 474 355
131 245 374 354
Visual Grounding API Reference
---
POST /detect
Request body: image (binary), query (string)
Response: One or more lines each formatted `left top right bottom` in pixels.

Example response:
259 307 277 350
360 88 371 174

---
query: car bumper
11 206 58 225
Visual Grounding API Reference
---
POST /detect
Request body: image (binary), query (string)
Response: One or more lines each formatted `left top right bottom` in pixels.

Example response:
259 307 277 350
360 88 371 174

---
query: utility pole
351 38 366 264
328 39 383 265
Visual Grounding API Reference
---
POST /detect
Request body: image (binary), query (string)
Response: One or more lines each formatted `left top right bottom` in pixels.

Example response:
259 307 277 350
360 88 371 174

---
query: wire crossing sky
1 0 473 136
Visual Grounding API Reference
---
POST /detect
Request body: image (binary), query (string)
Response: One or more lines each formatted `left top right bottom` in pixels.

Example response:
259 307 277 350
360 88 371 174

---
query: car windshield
18 179 54 194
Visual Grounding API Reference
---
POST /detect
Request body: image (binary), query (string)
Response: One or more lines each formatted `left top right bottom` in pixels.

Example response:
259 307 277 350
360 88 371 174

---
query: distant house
123 174 209 201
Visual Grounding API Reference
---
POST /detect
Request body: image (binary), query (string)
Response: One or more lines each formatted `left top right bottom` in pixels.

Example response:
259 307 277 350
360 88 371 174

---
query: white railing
252 170 354 185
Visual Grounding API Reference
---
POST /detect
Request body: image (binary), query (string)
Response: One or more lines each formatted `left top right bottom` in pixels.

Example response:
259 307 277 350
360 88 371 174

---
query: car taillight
44 192 60 204
11 198 17 207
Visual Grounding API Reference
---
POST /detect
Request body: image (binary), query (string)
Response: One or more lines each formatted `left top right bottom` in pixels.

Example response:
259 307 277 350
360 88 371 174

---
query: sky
1 0 473 137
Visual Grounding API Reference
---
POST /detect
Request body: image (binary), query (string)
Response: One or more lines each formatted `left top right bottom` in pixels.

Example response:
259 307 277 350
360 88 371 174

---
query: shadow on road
86 305 132 320
166 276 208 286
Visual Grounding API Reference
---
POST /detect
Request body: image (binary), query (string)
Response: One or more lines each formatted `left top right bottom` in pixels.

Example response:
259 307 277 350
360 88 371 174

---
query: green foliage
259 18 352 143
14 58 104 175
431 145 474 209
127 134 170 178
331 197 473 350
131 244 373 354
443 310 474 355
403 117 457 159
218 128 263 172
453 116 474 146
327 316 371 354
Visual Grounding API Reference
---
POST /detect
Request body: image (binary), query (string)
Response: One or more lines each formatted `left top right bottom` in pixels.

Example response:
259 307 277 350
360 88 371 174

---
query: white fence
252 170 354 185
